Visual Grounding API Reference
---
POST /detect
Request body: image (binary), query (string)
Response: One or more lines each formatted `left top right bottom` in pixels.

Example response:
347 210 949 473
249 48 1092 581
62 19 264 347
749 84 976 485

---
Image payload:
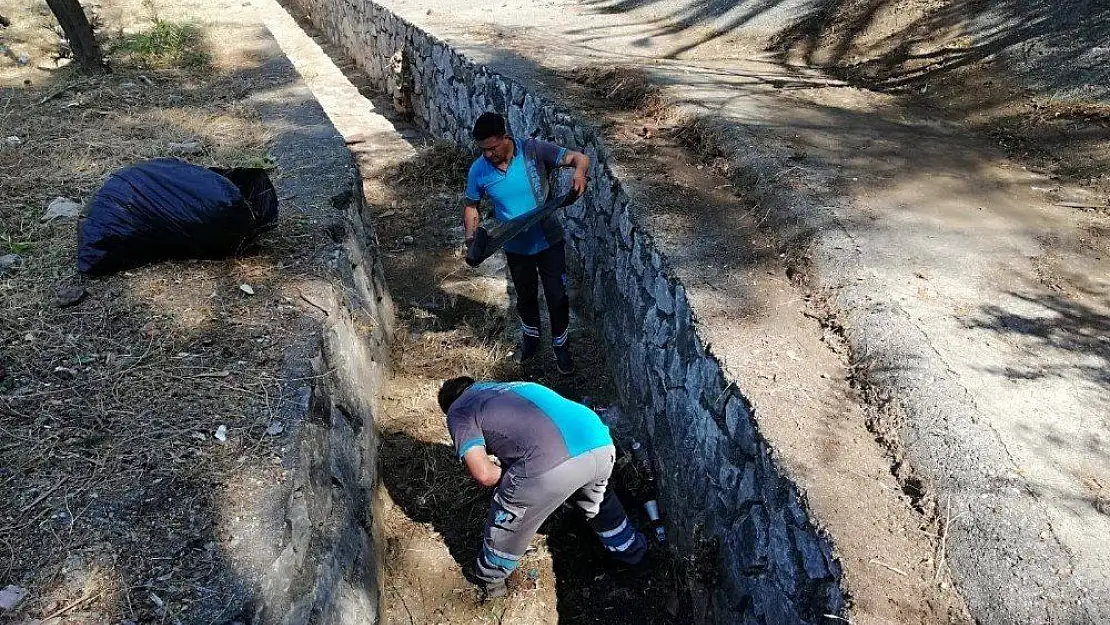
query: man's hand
463 202 481 247
463 446 503 487
571 169 588 196
562 150 590 197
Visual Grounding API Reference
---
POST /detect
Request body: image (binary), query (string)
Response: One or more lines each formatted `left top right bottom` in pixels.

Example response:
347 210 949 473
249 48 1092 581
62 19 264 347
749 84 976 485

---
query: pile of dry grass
390 140 471 189
566 65 663 112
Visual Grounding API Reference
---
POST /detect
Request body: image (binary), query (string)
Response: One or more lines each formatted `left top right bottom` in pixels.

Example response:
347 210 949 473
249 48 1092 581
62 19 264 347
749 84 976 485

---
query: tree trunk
44 0 104 72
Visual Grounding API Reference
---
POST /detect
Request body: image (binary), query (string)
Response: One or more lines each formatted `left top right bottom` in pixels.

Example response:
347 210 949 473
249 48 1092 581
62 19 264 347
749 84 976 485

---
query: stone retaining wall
284 1 844 621
250 75 395 625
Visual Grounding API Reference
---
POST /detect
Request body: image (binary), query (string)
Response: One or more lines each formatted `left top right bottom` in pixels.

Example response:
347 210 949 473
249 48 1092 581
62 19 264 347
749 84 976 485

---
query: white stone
41 196 82 221
167 141 205 155
0 585 27 611
0 254 21 272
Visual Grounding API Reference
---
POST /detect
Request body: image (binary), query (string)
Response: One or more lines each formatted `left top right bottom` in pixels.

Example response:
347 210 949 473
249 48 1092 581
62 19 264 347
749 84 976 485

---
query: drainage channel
262 0 847 622
254 3 685 623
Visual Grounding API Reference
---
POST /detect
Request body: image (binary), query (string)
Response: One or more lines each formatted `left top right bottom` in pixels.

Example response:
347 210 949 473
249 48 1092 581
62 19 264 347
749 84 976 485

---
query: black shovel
465 189 581 267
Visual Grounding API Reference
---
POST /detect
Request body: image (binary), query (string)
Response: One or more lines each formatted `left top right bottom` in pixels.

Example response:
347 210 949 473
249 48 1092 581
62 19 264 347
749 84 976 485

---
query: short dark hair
472 113 506 141
438 376 476 414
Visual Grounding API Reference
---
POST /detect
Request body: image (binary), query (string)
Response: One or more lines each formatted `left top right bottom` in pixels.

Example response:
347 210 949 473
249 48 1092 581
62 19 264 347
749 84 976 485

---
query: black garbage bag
77 158 278 275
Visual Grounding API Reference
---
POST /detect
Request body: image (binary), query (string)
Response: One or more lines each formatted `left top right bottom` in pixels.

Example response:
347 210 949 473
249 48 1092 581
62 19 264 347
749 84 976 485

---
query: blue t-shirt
447 382 612 477
465 139 566 255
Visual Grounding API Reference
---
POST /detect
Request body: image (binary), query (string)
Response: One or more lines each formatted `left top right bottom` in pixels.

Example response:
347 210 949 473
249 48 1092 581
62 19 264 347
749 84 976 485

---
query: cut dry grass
566 65 663 112
390 139 471 189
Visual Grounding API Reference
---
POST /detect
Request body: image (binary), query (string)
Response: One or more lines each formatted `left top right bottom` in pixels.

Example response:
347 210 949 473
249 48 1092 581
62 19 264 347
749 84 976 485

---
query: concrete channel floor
349 1 1110 624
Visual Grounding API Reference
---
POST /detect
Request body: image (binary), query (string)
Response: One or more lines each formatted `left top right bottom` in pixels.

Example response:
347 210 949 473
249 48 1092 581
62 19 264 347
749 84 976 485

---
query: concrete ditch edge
281 2 846 623
234 39 395 625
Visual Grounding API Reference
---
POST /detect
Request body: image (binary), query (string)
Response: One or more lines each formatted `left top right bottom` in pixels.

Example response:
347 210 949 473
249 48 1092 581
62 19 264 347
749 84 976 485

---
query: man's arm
462 446 503 487
560 149 590 196
463 201 481 245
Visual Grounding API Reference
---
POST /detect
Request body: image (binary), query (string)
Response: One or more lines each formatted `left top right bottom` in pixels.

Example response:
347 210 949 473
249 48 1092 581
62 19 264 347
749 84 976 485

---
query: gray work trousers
475 444 647 585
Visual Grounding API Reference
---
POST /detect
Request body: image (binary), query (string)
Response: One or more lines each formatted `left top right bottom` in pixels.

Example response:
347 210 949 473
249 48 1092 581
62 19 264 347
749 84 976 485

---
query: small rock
53 284 87 307
265 421 284 436
0 585 27 611
4 136 21 146
402 235 415 245
239 283 255 295
167 141 204 155
191 432 207 441
0 253 21 274
16 52 29 65
120 82 138 89
214 425 228 442
42 196 83 221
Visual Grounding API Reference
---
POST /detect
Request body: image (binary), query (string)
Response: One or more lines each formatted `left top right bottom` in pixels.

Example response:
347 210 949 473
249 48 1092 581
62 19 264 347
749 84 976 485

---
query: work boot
514 334 540 364
553 345 576 375
478 579 507 601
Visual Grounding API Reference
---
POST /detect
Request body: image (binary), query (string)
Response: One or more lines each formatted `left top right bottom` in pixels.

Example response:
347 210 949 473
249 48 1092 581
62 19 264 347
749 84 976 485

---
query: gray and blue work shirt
464 138 567 255
447 381 612 477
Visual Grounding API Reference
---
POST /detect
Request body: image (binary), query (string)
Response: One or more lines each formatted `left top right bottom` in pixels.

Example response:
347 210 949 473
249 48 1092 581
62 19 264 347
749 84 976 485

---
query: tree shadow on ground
971 290 1110 392
575 0 1110 97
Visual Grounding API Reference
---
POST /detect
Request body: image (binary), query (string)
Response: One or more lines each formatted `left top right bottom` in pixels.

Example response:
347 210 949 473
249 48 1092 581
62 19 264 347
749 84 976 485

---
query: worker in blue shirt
462 112 591 374
438 376 649 599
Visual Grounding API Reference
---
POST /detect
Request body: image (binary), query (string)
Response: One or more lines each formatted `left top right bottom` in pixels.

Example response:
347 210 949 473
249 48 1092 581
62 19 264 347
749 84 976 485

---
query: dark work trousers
505 242 570 348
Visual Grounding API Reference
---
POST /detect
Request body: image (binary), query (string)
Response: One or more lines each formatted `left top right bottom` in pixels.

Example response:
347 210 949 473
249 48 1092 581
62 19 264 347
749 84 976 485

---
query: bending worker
463 112 590 374
438 376 648 599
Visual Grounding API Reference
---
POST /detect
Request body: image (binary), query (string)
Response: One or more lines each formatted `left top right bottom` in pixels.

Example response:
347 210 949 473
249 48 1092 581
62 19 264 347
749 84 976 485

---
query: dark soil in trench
368 143 688 624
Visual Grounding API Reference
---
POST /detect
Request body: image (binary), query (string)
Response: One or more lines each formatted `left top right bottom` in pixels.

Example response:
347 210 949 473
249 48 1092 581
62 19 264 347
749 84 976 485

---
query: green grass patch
115 20 210 70
2 233 34 254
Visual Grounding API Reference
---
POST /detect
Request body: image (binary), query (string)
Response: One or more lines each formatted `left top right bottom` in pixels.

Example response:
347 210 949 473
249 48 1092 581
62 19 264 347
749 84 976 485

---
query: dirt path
252 3 688 622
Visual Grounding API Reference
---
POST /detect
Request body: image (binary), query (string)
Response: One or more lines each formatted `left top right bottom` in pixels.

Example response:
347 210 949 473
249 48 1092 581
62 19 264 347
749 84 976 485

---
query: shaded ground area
0 1 340 621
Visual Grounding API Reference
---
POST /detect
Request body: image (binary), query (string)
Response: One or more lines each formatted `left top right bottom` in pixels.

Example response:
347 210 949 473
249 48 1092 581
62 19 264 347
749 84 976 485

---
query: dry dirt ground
1 1 330 622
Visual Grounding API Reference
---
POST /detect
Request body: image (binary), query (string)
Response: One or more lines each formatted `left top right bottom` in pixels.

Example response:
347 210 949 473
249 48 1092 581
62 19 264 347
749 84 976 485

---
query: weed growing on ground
114 19 210 70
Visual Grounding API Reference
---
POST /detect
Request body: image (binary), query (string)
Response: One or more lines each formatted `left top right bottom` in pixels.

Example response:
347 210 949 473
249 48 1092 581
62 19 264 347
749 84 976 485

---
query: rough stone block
617 210 633 248
654 274 675 314
735 460 760 509
790 525 829 580
732 504 769 573
667 351 688 389
757 584 807 625
768 516 800 597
